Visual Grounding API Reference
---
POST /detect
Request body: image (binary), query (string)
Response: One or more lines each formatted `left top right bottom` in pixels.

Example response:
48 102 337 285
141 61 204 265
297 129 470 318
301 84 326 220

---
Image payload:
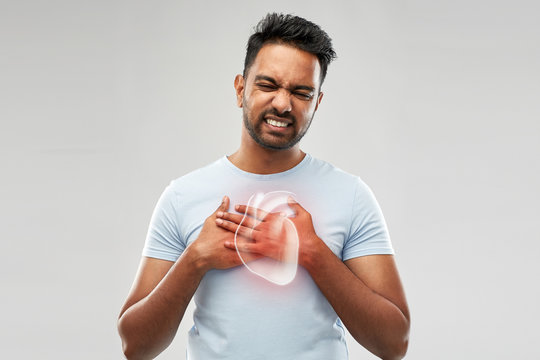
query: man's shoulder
306 154 364 187
168 157 226 189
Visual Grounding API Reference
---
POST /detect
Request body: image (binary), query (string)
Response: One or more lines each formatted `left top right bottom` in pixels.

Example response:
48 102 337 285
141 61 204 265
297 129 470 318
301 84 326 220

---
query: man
118 13 410 360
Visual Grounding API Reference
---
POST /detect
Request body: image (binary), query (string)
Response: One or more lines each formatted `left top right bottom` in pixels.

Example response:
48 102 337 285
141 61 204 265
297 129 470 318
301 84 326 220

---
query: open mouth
265 118 290 128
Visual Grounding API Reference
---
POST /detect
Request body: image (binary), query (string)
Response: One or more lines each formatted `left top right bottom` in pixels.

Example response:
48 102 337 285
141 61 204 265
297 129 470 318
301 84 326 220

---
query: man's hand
216 197 321 267
118 195 263 359
190 196 261 272
214 196 410 359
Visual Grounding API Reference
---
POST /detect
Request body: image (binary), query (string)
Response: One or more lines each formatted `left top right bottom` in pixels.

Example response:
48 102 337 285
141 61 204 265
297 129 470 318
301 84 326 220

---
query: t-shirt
143 154 394 359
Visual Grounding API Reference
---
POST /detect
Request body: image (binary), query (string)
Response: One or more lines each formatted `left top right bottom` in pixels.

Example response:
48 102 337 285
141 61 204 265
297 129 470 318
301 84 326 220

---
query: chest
176 183 352 259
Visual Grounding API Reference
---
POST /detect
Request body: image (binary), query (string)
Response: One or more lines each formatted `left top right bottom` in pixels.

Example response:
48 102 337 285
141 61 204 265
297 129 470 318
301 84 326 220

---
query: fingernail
217 211 223 217
287 196 296 203
215 218 223 225
235 205 240 210
222 196 227 202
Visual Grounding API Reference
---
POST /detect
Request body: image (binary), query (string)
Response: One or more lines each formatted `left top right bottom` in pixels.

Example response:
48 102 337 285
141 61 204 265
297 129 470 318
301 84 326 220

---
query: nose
271 88 292 114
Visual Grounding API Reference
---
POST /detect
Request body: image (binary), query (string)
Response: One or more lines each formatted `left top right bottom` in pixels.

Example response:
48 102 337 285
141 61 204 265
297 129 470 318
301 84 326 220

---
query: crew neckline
222 153 312 180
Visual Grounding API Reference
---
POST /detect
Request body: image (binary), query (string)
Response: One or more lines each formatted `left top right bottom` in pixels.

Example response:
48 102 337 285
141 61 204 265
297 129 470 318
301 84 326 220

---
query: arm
117 253 202 360
217 199 410 360
118 196 256 359
303 245 410 360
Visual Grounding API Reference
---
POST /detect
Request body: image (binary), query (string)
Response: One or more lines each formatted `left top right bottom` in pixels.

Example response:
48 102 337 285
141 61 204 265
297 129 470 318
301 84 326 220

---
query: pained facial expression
235 43 323 150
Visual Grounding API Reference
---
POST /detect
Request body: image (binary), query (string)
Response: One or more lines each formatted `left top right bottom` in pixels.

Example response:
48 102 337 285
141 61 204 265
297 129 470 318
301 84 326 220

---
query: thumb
287 196 303 214
217 195 230 212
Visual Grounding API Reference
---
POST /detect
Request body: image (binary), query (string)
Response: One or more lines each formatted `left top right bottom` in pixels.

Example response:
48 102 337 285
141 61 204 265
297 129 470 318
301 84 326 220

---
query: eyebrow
254 75 315 93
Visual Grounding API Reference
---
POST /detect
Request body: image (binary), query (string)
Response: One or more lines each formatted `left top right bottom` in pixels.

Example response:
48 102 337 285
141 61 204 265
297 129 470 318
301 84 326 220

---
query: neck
228 138 306 175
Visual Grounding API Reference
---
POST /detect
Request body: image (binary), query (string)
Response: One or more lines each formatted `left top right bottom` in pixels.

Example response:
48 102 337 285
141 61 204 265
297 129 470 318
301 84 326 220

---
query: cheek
307 99 318 112
247 94 271 115
297 103 316 119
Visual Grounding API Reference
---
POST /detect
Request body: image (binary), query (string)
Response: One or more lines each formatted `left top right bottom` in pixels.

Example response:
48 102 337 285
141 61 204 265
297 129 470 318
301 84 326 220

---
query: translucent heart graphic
235 191 299 285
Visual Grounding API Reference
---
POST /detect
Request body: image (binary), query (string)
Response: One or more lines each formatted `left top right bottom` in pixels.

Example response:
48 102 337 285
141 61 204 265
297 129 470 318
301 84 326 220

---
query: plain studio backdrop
1 0 538 359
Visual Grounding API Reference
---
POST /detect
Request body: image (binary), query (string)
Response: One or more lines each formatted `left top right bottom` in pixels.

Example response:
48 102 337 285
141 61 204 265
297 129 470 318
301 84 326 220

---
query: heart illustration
234 191 299 285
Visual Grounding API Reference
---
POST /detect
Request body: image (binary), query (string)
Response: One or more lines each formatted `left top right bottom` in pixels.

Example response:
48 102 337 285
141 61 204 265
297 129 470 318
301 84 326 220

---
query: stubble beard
242 106 314 151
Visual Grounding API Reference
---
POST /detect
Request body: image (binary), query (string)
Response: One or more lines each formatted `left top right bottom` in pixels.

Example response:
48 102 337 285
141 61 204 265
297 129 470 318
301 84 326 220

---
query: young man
118 13 410 360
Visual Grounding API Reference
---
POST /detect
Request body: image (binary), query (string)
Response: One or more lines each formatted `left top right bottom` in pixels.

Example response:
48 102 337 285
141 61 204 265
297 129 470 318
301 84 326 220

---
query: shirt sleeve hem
342 248 395 262
142 249 180 262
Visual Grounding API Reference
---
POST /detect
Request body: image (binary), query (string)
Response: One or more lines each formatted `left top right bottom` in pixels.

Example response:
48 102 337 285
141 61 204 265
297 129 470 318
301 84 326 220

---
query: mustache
259 109 296 124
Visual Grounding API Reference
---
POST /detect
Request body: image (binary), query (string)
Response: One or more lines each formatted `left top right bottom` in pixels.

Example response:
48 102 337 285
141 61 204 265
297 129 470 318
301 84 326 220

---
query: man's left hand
216 197 321 267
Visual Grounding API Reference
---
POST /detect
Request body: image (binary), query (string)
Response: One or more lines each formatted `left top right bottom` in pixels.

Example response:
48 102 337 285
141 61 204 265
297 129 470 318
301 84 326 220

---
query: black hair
243 13 337 85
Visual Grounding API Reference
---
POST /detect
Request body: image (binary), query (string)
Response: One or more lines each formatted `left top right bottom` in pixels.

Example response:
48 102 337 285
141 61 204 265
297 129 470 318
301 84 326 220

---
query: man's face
235 43 323 150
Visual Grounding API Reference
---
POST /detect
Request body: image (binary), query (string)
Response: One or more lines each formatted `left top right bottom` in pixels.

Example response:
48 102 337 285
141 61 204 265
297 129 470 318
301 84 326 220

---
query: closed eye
255 80 314 100
257 83 277 91
293 92 313 100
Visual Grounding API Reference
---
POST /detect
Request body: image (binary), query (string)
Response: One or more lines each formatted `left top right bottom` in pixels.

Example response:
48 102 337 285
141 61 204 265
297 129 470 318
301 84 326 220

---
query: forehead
248 43 321 88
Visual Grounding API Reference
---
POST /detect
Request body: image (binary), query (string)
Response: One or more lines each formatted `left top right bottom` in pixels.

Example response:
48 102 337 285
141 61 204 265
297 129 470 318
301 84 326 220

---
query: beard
242 107 313 150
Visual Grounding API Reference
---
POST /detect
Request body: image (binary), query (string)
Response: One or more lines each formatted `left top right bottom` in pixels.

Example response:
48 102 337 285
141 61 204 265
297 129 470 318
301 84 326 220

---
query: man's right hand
189 195 260 272
118 195 261 359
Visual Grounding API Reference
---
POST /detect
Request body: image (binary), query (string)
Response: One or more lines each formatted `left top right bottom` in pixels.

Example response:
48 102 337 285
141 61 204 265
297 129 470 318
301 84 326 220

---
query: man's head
243 13 336 87
235 14 336 151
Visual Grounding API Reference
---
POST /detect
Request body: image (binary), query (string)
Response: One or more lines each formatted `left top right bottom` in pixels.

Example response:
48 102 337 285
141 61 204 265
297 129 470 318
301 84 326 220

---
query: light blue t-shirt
143 154 394 360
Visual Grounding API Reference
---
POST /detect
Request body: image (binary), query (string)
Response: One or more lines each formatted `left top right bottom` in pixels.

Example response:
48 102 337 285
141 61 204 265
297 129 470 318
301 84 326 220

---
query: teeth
266 119 288 128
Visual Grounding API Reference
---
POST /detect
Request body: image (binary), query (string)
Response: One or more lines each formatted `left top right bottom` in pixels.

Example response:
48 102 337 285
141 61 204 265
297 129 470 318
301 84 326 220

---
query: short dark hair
243 13 337 85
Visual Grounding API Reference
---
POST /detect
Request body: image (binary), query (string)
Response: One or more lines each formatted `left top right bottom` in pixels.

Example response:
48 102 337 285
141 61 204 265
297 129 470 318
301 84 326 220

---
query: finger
216 196 230 213
216 211 259 228
215 218 238 233
225 239 262 254
224 240 253 251
235 205 269 220
236 224 258 240
224 243 263 262
215 218 258 240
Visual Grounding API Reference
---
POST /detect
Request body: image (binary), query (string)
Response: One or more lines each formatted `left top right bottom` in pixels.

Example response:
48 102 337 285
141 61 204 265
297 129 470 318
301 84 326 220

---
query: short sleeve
342 178 394 261
142 184 185 262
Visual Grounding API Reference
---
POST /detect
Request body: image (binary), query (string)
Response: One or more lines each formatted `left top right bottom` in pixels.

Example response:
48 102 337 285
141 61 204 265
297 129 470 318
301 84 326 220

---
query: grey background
1 0 539 359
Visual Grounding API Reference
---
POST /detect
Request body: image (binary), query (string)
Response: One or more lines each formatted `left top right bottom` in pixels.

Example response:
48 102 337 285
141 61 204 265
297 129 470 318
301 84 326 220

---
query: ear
314 91 324 112
234 74 245 108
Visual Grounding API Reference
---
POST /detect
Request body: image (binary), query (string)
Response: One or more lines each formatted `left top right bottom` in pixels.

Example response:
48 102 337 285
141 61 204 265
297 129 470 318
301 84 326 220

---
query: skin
118 43 410 360
117 197 260 359
229 43 323 174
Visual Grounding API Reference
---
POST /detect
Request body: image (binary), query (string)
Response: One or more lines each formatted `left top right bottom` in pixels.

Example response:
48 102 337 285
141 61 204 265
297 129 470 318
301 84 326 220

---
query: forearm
303 242 409 360
118 247 206 359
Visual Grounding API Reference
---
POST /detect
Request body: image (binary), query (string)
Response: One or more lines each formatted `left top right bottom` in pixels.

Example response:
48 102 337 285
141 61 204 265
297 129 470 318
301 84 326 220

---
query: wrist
183 243 210 275
299 234 324 271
